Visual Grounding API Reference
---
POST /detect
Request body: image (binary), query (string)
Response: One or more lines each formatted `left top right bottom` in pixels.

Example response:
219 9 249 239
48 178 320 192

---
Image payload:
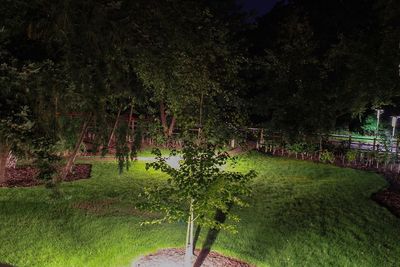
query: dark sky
239 0 280 17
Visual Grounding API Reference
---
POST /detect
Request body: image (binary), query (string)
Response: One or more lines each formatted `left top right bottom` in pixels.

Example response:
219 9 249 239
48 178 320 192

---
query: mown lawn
0 152 399 267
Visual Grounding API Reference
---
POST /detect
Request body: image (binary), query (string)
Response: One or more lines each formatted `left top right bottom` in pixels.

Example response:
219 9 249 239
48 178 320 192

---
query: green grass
136 148 173 157
0 152 399 267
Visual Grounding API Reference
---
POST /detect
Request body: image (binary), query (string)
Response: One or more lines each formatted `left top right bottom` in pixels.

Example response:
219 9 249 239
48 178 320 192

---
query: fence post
260 129 264 145
373 138 376 151
348 135 352 149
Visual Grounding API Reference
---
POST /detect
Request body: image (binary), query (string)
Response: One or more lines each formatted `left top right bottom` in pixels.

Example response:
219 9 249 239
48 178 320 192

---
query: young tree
140 144 256 267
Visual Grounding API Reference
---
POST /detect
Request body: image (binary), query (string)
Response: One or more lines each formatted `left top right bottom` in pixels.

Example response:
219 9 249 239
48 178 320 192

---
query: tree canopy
1 0 399 179
246 0 400 136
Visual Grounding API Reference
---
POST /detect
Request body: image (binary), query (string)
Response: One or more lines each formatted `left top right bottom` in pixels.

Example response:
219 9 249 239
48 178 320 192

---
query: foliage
345 150 358 163
319 150 335 164
247 0 400 135
140 144 256 232
287 143 307 154
287 142 318 155
31 138 61 182
1 0 399 198
141 119 168 146
115 120 131 174
0 105 34 156
361 115 378 135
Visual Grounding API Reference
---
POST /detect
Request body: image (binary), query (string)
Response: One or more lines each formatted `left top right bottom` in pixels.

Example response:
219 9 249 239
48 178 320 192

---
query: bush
320 150 335 164
287 142 306 154
345 150 358 163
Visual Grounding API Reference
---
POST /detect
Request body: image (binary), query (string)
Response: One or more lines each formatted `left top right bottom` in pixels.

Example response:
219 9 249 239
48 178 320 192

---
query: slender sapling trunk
61 116 92 180
184 200 194 267
107 107 122 149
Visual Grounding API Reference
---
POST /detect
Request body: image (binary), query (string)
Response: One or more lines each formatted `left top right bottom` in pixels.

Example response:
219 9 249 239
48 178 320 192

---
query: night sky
239 0 280 17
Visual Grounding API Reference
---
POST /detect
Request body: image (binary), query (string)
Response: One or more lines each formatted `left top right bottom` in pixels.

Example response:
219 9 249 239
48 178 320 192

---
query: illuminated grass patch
0 153 399 267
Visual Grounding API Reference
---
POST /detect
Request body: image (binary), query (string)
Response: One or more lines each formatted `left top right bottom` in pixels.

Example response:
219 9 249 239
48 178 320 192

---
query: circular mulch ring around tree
132 248 253 267
0 164 92 188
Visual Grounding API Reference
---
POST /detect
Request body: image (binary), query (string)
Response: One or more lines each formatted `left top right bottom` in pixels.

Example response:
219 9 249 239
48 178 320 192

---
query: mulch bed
372 189 400 218
371 172 400 218
0 164 92 188
133 248 253 267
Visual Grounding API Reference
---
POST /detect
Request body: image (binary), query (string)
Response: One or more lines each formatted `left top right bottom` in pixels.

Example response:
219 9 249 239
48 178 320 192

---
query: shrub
320 150 335 164
345 150 358 163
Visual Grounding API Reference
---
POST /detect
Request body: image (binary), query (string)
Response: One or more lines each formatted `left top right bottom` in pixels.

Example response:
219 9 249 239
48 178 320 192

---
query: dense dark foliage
246 0 400 136
0 0 399 179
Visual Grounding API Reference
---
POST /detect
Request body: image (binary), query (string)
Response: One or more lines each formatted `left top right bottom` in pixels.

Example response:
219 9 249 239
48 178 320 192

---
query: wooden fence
245 128 400 156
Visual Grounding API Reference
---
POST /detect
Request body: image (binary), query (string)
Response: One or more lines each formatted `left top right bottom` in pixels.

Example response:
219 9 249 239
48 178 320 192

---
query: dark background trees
0 0 248 182
1 0 399 179
245 0 400 136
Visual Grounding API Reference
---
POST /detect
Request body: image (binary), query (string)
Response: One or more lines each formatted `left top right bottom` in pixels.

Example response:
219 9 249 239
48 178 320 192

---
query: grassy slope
215 153 400 266
0 152 399 267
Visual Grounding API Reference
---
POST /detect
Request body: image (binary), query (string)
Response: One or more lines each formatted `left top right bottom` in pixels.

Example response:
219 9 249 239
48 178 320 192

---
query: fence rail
328 134 399 154
245 129 400 156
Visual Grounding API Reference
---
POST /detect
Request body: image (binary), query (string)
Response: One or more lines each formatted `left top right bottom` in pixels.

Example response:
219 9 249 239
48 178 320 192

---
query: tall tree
247 0 400 137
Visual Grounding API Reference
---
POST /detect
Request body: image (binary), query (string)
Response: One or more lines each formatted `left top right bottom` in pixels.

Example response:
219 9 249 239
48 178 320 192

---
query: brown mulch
372 188 400 218
0 164 92 188
370 170 400 218
133 248 254 267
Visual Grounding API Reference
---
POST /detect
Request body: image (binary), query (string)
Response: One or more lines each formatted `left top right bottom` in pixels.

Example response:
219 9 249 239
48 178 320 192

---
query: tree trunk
168 116 176 137
61 116 92 180
184 200 194 267
131 117 135 139
107 107 122 148
160 102 169 137
128 102 134 142
0 144 10 184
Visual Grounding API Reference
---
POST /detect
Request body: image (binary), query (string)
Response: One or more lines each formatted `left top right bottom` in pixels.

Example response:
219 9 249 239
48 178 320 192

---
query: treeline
0 0 246 186
245 0 400 136
0 0 399 186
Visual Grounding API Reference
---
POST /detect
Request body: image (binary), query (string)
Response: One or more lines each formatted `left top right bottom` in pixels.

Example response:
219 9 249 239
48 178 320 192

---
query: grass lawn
136 148 173 157
0 152 399 267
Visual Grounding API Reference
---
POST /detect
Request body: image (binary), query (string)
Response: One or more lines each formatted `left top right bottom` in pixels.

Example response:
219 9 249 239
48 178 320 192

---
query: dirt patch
63 164 92 182
73 198 118 213
132 248 253 267
0 164 92 188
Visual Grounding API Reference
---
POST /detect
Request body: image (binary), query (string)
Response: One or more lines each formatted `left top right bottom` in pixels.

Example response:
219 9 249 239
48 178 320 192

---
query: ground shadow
194 205 232 267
